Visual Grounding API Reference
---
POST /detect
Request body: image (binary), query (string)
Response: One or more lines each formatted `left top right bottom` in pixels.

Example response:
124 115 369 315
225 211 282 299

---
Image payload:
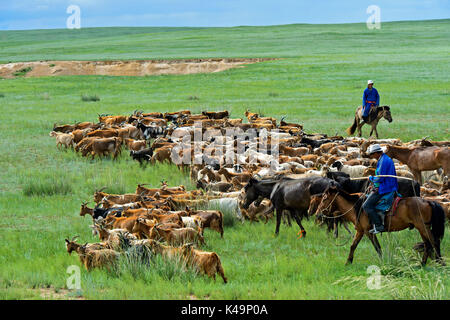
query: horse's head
242 177 259 209
381 106 392 123
315 185 339 217
308 194 323 217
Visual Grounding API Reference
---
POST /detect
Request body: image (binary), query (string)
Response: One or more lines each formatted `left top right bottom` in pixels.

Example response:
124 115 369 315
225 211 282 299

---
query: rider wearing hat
362 80 380 123
362 144 398 234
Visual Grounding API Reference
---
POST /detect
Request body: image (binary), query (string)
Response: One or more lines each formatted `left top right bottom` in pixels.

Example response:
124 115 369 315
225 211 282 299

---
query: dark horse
242 176 339 237
346 105 392 138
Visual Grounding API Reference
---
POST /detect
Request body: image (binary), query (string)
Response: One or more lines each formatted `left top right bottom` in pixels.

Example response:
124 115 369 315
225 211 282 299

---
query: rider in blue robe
362 80 380 122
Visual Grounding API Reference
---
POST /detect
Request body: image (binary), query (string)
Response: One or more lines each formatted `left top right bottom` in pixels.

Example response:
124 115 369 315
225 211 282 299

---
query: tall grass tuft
109 245 199 283
206 203 237 228
379 248 448 299
21 174 73 196
81 94 100 102
333 247 448 299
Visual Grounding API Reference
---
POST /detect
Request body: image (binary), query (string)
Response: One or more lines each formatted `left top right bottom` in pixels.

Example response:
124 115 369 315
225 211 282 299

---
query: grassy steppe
0 20 449 299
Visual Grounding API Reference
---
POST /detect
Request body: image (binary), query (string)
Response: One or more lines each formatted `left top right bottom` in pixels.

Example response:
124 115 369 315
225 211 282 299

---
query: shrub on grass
81 94 100 102
13 67 33 77
0 93 4 98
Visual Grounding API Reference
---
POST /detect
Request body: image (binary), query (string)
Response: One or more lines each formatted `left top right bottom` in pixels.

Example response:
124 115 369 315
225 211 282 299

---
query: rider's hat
367 144 383 155
367 80 374 85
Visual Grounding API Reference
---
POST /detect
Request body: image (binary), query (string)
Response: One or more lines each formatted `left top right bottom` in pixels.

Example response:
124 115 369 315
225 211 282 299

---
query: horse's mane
328 186 365 215
334 187 362 201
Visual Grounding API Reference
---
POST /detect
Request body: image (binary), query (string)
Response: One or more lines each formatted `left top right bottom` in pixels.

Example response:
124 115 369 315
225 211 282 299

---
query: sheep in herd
331 160 367 178
181 216 204 235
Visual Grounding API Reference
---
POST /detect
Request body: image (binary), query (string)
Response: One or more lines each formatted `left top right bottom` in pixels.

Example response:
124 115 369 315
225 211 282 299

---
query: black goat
137 121 166 140
93 204 123 220
130 148 154 165
300 137 332 149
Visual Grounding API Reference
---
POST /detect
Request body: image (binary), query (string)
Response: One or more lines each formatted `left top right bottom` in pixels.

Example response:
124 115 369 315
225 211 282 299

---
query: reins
319 191 364 220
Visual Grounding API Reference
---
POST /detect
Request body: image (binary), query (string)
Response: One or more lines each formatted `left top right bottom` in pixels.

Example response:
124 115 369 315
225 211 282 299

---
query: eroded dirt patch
26 287 85 300
0 58 273 78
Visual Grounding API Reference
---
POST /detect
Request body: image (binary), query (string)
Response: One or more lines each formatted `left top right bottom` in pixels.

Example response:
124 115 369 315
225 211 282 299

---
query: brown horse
314 185 445 265
346 106 392 138
385 144 450 185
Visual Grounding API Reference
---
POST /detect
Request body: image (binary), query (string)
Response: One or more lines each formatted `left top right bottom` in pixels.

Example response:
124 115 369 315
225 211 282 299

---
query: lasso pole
350 175 415 181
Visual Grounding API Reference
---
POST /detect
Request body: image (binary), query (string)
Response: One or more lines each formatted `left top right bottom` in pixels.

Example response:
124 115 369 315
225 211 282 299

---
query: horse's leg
369 123 374 137
414 224 432 266
292 210 306 238
367 233 382 258
286 211 292 226
333 220 339 238
346 230 364 265
343 221 353 235
374 123 379 139
274 207 283 236
412 170 423 185
357 122 363 137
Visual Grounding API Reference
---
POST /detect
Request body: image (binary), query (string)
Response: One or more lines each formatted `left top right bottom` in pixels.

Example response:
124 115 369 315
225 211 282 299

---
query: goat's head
65 236 80 254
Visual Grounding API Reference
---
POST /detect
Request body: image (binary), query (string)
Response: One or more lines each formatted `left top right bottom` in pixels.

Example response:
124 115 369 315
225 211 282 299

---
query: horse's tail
430 201 445 243
346 116 357 136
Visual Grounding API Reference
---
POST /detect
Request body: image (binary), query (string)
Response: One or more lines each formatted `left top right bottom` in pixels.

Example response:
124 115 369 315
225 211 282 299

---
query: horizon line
1 17 448 32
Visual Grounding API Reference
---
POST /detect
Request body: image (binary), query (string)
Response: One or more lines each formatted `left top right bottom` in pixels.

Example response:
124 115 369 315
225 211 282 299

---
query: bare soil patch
0 58 273 78
25 287 85 300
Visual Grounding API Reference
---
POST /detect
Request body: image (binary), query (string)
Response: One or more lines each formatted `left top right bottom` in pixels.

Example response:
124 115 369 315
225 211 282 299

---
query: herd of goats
50 109 450 281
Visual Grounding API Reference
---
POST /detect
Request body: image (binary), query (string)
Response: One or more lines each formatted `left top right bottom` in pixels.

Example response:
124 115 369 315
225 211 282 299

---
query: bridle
318 190 363 220
319 191 339 216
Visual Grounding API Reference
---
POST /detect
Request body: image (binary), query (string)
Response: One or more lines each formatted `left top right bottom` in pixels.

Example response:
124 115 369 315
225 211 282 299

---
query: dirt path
0 58 273 78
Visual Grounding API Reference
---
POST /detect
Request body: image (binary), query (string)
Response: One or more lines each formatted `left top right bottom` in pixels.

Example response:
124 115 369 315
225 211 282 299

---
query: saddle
385 195 402 215
376 193 403 225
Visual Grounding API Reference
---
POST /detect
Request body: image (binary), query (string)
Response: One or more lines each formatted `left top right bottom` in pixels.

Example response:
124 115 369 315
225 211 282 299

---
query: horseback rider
362 144 398 234
362 80 380 123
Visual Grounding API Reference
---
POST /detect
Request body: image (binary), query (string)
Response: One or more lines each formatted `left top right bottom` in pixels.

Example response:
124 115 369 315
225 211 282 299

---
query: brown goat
181 243 227 283
149 225 205 246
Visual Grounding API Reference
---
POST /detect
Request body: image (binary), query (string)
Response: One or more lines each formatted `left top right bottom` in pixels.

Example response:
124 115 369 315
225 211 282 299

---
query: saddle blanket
375 191 402 215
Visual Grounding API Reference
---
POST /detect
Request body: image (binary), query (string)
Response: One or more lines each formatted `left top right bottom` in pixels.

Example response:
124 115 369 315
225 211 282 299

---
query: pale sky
0 0 449 30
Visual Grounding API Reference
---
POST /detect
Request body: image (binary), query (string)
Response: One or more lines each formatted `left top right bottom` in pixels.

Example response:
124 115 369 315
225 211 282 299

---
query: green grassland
0 19 449 299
